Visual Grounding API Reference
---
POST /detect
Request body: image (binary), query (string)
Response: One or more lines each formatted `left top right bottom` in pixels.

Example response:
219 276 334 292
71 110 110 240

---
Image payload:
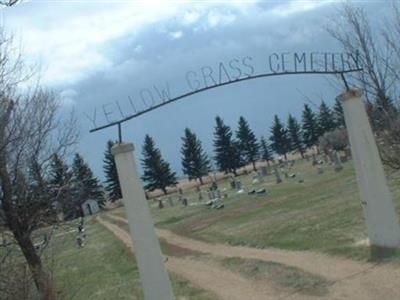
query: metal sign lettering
88 51 362 138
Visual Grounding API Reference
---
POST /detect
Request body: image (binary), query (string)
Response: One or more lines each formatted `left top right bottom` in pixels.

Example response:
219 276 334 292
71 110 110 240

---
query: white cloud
134 45 143 54
169 30 183 40
2 0 331 86
3 0 184 85
59 88 78 106
270 0 334 18
182 10 201 25
207 10 236 28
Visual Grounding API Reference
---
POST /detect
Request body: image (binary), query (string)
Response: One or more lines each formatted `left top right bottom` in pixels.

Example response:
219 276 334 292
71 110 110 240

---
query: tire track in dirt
104 214 400 300
106 214 364 280
97 217 285 300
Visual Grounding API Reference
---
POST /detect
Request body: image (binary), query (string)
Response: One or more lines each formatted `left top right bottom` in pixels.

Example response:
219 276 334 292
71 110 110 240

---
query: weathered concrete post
338 89 400 248
111 143 175 300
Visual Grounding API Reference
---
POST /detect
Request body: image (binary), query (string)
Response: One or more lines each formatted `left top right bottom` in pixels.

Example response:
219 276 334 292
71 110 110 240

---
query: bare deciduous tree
0 30 78 299
327 2 400 170
0 0 20 7
327 4 397 112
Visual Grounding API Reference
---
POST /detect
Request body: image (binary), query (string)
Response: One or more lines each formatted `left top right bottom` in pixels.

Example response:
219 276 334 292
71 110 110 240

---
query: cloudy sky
1 0 386 178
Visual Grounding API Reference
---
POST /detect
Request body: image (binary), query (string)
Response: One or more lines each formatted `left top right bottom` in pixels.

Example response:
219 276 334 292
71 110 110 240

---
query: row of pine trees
46 98 345 216
103 98 346 198
49 153 104 219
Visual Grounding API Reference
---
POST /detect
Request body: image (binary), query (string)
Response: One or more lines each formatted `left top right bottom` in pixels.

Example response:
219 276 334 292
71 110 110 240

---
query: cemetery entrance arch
89 51 400 300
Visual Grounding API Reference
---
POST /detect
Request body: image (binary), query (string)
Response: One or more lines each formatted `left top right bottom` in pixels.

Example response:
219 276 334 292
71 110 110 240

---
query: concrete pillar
338 90 400 248
111 143 175 300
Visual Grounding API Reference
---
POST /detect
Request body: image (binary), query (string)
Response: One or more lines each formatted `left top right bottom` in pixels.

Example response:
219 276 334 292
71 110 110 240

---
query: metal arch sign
88 51 362 138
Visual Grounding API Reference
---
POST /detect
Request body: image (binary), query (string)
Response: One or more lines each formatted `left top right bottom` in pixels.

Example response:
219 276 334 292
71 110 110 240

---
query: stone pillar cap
111 142 134 155
337 89 363 102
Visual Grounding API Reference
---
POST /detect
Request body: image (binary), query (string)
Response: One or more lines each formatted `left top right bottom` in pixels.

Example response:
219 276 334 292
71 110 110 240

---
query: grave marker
260 166 268 176
273 165 282 184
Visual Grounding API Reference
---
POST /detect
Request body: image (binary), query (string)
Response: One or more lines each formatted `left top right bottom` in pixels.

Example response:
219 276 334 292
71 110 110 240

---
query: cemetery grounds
3 158 400 299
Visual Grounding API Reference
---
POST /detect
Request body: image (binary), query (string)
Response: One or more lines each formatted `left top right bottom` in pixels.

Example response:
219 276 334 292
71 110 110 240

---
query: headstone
283 169 288 178
182 198 188 207
260 166 268 176
334 151 343 172
178 187 183 195
210 181 218 191
257 171 264 182
273 166 282 184
256 188 266 194
312 154 318 166
235 180 243 190
168 197 174 207
76 217 85 248
229 175 235 189
328 151 335 164
317 165 324 174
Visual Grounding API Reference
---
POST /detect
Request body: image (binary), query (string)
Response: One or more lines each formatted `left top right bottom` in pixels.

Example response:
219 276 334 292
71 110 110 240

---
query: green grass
112 159 400 262
1 215 217 299
221 256 331 296
52 218 144 300
100 214 206 259
2 217 216 300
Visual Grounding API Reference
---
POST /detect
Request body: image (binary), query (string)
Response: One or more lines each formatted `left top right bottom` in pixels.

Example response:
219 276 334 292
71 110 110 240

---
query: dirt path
102 215 400 299
97 217 283 300
106 214 366 280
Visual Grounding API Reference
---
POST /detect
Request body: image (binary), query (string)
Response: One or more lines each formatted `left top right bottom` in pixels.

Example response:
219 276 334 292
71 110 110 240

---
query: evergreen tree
103 140 122 202
236 116 260 171
141 135 177 194
269 115 290 160
318 101 336 136
333 98 346 129
260 136 273 165
49 154 70 187
287 114 304 158
28 159 55 222
213 116 242 176
302 104 319 148
49 154 74 219
181 128 210 185
373 94 398 129
71 153 105 216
